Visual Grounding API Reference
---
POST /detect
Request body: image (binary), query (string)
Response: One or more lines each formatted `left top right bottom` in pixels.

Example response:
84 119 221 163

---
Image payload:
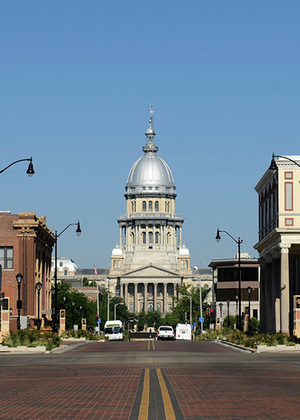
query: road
1 340 300 419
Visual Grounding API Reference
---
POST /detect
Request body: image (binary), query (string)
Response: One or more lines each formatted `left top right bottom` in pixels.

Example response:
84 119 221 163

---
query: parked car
157 325 175 340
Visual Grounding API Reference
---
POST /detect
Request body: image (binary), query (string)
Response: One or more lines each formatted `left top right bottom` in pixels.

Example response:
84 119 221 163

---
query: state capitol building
108 115 193 314
56 115 203 315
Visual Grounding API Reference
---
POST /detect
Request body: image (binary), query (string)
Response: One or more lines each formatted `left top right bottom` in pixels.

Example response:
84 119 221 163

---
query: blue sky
1 1 300 269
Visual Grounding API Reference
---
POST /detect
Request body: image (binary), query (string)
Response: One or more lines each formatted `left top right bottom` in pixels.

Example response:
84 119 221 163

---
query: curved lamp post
269 153 300 171
53 221 81 332
247 286 252 335
216 229 243 330
36 281 42 330
182 294 192 325
16 273 23 330
0 157 34 176
114 302 124 320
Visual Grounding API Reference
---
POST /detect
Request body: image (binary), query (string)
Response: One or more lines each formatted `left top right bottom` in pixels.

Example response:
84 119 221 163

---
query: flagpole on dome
150 102 155 116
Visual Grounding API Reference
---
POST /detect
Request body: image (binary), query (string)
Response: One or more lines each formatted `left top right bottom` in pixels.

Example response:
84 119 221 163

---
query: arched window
113 260 116 268
165 201 169 212
155 231 159 244
131 201 136 212
149 201 153 212
185 260 188 268
142 201 147 212
142 232 146 244
155 201 159 212
149 232 153 244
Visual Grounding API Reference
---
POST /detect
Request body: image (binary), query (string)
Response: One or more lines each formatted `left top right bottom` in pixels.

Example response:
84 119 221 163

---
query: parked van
104 320 124 341
176 323 192 340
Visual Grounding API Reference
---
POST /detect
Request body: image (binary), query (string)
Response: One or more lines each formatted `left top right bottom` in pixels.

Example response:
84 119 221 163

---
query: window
149 232 153 244
142 201 147 212
165 201 169 212
59 262 63 267
64 270 68 276
155 232 159 244
155 201 159 212
142 232 146 244
149 201 153 212
0 247 13 269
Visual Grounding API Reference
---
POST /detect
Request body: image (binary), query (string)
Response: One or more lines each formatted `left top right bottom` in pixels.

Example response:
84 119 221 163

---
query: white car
157 326 175 340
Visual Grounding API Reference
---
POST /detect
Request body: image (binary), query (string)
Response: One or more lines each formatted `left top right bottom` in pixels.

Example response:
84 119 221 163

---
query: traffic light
96 314 99 323
206 311 209 318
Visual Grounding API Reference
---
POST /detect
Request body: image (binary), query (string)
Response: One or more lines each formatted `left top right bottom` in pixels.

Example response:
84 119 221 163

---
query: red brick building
0 212 55 330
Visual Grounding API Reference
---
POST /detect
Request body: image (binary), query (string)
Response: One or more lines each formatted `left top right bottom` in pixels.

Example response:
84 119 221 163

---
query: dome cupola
125 116 176 198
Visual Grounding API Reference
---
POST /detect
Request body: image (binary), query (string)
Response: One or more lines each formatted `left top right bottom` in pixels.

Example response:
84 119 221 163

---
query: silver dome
125 117 176 197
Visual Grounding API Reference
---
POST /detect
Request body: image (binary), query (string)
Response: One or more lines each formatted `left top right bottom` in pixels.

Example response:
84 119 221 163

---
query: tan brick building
0 212 55 331
254 155 300 335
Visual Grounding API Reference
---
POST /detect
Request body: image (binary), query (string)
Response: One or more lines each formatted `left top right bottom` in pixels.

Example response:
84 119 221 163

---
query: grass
196 329 297 349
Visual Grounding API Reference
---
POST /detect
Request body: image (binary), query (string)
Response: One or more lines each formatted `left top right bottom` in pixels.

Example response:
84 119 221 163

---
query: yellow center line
153 340 156 351
147 340 150 351
157 368 176 420
138 368 149 420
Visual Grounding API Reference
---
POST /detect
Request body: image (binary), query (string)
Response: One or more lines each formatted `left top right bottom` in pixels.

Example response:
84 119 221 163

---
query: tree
172 284 211 325
57 283 97 330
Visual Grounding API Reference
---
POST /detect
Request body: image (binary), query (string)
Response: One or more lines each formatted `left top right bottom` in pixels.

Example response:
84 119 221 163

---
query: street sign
97 319 101 324
199 317 204 323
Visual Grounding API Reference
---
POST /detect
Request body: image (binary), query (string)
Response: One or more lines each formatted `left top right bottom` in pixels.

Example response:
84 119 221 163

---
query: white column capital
279 243 291 254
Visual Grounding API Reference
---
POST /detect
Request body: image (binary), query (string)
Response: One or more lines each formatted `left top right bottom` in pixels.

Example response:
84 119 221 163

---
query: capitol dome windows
142 201 147 212
155 231 160 244
149 232 153 244
155 201 159 212
142 232 146 244
149 201 153 212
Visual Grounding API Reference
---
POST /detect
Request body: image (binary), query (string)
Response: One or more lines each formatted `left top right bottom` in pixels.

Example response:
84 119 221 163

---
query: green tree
57 282 97 330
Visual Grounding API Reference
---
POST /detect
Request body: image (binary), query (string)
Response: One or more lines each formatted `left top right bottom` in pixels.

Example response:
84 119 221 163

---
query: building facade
0 212 55 331
254 155 300 335
107 116 194 314
209 253 260 326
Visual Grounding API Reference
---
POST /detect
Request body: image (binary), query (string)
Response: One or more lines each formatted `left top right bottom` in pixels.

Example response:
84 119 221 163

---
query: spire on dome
143 115 158 153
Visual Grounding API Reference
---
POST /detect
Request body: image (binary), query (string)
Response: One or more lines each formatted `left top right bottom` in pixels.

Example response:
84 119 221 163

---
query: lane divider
157 368 176 420
138 368 149 420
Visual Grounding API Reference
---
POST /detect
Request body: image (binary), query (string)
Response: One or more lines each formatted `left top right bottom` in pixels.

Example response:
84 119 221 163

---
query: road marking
138 368 149 420
156 368 176 420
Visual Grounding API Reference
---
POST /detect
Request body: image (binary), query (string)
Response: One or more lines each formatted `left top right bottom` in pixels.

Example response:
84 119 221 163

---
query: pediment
121 264 181 279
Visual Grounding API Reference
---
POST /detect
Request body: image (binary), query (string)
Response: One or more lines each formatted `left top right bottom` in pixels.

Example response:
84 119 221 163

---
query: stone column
124 283 128 306
163 283 167 313
134 283 138 313
280 243 291 334
144 282 147 312
154 283 157 312
119 227 123 248
120 280 123 300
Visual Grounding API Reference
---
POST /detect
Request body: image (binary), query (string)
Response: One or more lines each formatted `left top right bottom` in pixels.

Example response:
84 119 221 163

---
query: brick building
0 212 55 332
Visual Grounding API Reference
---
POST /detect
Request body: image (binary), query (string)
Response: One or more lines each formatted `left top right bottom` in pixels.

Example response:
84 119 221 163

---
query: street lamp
269 153 300 171
226 298 230 328
216 229 243 330
182 294 192 325
247 286 252 335
219 302 223 328
16 273 23 330
36 281 42 330
235 293 239 327
72 301 75 330
194 266 203 334
53 221 81 333
0 157 35 176
114 302 124 320
105 278 110 322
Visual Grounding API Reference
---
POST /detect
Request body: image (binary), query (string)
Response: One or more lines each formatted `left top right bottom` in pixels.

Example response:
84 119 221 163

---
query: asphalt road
1 340 300 419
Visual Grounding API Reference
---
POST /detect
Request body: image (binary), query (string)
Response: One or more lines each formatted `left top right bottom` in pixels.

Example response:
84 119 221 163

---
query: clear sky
1 1 300 269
